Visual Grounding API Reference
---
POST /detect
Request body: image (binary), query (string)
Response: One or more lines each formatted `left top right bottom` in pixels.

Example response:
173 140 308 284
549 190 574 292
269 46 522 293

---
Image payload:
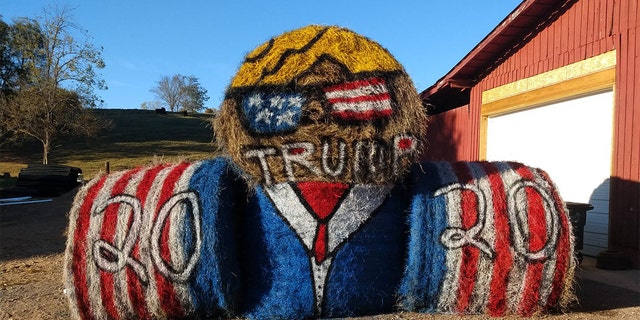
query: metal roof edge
420 0 576 111
421 0 533 98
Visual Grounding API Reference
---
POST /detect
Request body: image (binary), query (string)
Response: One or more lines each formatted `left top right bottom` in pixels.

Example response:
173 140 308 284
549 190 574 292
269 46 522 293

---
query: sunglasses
238 77 394 135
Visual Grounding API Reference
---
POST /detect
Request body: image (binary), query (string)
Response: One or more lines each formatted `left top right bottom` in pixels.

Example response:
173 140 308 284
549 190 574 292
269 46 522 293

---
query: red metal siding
426 0 638 261
480 0 617 91
422 105 478 161
610 0 639 261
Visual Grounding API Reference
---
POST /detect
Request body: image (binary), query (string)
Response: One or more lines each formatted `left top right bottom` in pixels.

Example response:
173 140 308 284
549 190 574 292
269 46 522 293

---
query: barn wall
477 0 639 263
422 105 479 161
477 0 619 93
609 0 639 263
428 0 638 262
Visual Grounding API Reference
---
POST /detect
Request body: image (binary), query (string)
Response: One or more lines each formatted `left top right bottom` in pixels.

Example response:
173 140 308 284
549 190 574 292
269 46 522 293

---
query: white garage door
486 90 614 256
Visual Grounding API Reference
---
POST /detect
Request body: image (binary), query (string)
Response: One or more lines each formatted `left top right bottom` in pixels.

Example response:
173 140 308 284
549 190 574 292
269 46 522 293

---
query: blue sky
1 0 523 110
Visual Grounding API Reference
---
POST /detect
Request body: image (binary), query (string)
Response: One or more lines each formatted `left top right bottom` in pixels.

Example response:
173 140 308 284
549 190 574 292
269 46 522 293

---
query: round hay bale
63 159 241 319
400 161 576 316
214 25 428 186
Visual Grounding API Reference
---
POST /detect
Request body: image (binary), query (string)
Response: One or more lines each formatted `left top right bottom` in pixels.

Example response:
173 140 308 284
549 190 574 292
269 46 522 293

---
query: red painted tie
314 223 328 263
296 181 349 263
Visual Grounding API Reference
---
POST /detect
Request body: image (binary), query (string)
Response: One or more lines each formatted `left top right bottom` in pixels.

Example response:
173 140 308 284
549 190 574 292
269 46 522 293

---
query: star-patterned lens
241 92 305 134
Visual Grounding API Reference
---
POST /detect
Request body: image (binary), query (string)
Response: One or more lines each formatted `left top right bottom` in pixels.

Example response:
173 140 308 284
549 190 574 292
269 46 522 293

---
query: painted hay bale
63 158 241 319
211 25 428 318
237 182 409 318
63 24 576 320
214 25 428 187
400 161 576 316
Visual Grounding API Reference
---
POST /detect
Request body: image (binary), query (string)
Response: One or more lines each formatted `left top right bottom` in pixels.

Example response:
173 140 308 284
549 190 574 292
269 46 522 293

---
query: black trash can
565 201 593 263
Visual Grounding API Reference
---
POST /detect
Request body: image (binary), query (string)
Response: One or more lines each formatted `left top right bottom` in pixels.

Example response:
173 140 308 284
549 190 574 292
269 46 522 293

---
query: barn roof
421 0 577 114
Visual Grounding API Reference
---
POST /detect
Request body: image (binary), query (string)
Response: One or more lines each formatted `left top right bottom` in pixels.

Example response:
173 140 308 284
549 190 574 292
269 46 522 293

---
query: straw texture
63 158 241 319
214 25 427 187
399 161 576 316
64 24 575 320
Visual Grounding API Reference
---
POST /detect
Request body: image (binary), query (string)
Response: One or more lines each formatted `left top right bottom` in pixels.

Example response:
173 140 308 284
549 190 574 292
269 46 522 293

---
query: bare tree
150 74 184 112
150 74 208 113
0 6 108 164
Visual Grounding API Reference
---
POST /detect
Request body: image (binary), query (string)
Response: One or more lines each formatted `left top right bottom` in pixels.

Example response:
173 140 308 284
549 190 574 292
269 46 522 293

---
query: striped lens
323 77 393 121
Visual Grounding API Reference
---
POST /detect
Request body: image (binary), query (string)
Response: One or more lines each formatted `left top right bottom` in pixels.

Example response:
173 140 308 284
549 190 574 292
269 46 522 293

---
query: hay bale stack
64 25 575 319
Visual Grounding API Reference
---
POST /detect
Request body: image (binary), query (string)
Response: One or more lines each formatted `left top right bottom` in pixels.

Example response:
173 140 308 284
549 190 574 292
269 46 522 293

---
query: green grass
0 109 219 180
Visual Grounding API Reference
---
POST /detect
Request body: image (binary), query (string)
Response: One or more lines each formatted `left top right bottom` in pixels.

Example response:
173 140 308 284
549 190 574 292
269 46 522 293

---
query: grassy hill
0 109 219 180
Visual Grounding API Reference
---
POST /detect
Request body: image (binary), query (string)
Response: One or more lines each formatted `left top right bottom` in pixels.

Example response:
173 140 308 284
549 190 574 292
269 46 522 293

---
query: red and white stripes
431 161 574 316
64 162 203 320
323 77 393 121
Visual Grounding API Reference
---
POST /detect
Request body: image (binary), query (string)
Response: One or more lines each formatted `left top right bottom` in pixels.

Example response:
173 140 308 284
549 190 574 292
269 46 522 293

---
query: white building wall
486 90 614 256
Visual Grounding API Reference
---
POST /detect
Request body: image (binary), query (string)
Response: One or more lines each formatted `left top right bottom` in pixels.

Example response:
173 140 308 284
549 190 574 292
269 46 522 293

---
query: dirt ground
1 188 638 320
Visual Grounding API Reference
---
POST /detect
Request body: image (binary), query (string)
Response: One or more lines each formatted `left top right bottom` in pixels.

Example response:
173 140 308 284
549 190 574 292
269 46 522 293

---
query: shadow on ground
574 277 639 312
0 187 77 261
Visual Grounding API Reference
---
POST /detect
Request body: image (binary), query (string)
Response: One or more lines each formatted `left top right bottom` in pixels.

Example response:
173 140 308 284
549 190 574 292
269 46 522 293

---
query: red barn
421 0 638 266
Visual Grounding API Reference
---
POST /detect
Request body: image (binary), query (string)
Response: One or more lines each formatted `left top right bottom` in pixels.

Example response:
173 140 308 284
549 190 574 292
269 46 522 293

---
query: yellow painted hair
230 25 402 88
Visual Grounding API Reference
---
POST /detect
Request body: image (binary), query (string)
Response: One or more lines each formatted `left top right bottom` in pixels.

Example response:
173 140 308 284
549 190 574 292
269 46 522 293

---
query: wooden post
105 161 110 174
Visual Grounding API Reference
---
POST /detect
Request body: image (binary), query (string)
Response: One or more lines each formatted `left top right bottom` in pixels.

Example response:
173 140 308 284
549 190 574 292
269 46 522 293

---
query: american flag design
63 159 239 320
399 161 575 316
241 92 304 134
323 77 393 121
